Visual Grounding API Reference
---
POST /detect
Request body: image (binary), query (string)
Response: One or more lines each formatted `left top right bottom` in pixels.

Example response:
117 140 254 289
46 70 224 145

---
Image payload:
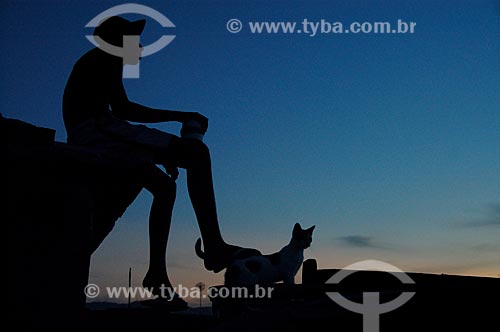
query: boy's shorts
67 113 176 167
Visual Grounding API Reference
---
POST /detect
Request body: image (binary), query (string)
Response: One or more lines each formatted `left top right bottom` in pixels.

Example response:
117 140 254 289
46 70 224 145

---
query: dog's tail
194 238 205 259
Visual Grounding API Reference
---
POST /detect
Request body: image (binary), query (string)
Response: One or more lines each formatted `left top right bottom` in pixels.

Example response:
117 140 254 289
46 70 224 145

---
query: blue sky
2 0 499 302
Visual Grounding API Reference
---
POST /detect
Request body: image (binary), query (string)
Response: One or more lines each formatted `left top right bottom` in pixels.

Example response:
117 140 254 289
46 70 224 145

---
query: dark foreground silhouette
210 259 499 331
5 114 499 332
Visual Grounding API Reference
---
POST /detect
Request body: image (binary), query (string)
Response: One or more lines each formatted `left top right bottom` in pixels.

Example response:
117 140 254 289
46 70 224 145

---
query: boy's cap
93 16 146 47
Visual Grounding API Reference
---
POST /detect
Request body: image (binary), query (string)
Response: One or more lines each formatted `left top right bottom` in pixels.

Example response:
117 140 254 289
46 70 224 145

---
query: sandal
195 238 262 273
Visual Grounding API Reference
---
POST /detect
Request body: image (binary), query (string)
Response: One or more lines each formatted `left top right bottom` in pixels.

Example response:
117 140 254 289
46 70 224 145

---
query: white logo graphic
326 260 415 332
226 19 243 33
85 3 175 78
84 283 100 298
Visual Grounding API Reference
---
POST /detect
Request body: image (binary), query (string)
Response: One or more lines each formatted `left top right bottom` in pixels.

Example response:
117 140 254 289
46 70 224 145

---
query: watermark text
227 18 416 36
84 283 274 301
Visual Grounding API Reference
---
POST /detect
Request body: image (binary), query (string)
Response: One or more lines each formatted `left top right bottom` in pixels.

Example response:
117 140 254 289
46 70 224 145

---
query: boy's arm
109 78 207 128
114 99 187 123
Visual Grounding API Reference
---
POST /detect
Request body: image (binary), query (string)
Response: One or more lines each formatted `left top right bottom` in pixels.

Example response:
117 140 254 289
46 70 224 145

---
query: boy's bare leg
142 165 178 297
168 138 261 272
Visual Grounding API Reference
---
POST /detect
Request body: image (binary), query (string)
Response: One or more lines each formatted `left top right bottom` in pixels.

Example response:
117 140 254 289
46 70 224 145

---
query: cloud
338 235 387 249
461 202 500 228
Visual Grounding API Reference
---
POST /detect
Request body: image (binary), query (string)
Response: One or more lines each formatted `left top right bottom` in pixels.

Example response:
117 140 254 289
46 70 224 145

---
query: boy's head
93 16 145 47
93 16 145 65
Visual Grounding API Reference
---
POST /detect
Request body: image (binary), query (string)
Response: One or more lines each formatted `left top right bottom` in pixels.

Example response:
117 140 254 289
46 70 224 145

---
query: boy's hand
182 112 208 132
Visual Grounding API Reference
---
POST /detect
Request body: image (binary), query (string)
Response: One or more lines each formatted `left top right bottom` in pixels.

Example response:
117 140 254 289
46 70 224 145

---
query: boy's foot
142 273 189 309
142 272 172 295
195 239 262 273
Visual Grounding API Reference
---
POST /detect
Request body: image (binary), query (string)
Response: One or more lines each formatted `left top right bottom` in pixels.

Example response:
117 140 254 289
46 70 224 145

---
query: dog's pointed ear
307 225 316 232
293 222 302 236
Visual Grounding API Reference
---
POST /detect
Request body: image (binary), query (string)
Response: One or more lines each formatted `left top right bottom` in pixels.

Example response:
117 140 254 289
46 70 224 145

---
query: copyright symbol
226 19 243 33
84 284 100 298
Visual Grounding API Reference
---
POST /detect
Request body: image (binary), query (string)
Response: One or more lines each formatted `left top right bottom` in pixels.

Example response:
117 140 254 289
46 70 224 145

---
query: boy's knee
184 139 210 162
166 137 211 170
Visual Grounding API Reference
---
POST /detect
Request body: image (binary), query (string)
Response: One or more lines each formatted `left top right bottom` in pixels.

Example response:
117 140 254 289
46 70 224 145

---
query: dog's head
292 223 315 249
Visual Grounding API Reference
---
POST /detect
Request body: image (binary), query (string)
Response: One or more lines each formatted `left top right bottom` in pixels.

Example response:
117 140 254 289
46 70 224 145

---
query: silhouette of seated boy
63 16 260 308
